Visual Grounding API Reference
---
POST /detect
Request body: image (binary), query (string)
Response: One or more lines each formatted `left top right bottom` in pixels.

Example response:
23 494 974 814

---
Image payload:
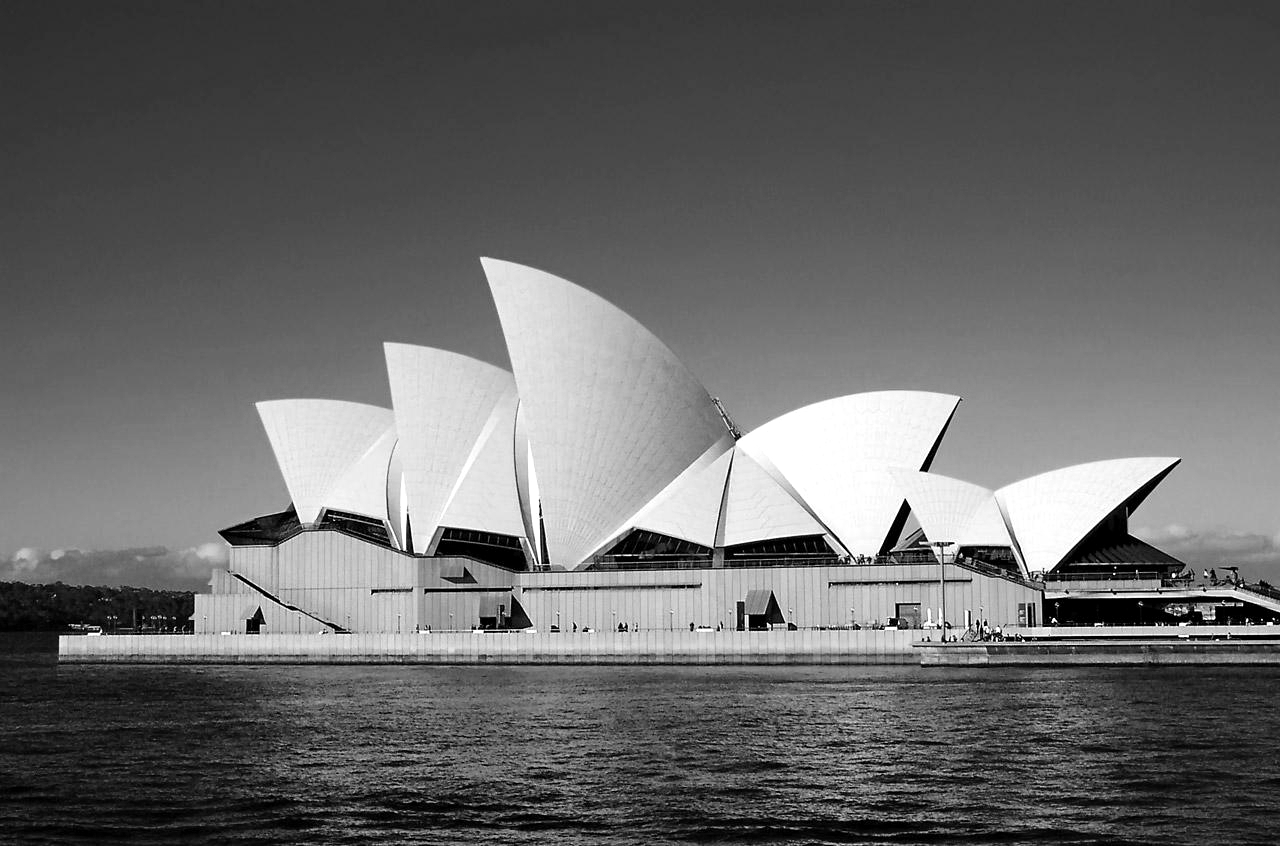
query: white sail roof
996 457 1181 574
512 401 542 563
889 470 1014 559
627 443 734 548
437 386 526 538
386 442 409 549
256 399 395 525
720 449 828 547
483 258 732 567
383 343 518 553
325 425 397 522
738 391 961 555
965 497 1017 549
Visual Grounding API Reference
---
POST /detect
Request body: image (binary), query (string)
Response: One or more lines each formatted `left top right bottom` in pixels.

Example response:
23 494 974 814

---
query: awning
744 589 774 615
745 589 785 624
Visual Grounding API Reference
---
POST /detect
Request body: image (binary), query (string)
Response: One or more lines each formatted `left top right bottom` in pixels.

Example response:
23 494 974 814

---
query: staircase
229 571 350 633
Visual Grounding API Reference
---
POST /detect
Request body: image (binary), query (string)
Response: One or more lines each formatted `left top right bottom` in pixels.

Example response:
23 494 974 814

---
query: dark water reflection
1 636 1276 845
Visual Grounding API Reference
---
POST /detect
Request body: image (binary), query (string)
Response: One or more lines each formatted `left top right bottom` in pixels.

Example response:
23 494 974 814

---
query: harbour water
2 634 1276 845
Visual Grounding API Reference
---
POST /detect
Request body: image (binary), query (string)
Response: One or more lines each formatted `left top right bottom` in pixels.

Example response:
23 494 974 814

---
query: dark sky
3 1 1278 587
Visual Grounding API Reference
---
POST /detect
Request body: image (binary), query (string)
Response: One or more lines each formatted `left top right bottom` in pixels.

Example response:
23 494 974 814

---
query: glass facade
434 527 529 571
724 534 839 567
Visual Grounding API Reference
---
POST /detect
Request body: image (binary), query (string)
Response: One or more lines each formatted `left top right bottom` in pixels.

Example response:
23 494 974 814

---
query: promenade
59 624 1280 665
58 628 920 665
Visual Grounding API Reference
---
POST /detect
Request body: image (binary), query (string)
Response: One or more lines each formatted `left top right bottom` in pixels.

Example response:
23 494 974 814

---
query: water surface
1 635 1276 845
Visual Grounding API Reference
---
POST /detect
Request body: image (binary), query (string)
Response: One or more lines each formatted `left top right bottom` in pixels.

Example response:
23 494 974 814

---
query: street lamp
932 541 954 641
668 609 674 631
611 609 617 632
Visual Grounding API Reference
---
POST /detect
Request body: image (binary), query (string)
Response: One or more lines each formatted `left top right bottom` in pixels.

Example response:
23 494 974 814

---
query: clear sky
3 1 1278 589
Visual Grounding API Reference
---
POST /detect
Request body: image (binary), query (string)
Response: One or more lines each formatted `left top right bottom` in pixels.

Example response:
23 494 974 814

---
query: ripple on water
0 652 1277 846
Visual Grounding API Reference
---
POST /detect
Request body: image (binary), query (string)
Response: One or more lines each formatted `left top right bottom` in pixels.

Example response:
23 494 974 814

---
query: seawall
61 626 1280 666
918 636 1280 666
58 629 921 665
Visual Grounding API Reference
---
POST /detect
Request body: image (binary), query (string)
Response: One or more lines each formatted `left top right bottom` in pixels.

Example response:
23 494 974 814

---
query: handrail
950 557 1041 589
1236 581 1280 602
229 572 350 633
1044 570 1171 582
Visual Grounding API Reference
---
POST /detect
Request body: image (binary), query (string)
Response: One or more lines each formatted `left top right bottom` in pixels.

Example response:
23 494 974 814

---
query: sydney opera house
194 260 1278 636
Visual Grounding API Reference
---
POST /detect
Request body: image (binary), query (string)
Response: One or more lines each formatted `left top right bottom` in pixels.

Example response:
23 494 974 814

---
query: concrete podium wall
59 629 921 665
200 530 1041 638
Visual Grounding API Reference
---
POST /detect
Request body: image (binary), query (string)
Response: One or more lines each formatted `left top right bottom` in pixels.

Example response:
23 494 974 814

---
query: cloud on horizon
3 544 227 592
1133 524 1280 582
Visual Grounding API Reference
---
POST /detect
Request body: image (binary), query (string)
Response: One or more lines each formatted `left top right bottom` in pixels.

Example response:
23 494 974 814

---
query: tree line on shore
0 581 194 632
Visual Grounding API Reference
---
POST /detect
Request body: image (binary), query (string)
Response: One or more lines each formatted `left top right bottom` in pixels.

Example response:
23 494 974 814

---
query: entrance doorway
245 607 265 634
744 590 785 630
895 602 921 629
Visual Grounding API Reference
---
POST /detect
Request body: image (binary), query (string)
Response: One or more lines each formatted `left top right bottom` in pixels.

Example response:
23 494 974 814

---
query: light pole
449 612 455 631
555 610 561 631
789 608 794 631
612 609 617 632
932 541 954 641
668 609 674 631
